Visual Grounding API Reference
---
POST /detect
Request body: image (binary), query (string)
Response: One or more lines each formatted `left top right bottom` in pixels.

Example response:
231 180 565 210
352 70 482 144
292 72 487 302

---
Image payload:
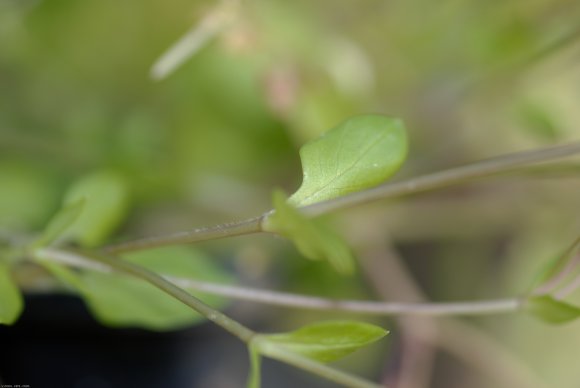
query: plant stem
39 248 521 316
36 247 384 388
36 247 255 343
103 216 264 255
254 336 383 388
104 142 580 254
299 141 580 218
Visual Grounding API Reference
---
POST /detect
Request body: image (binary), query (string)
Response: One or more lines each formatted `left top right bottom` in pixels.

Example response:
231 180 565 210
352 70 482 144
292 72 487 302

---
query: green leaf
32 198 86 248
61 171 129 247
39 247 233 331
264 190 354 274
289 115 408 206
260 320 388 363
0 261 24 325
525 295 580 324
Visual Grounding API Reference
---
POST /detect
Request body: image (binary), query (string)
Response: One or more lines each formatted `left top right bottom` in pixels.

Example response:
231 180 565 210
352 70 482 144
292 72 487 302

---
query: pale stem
103 216 263 255
39 247 521 317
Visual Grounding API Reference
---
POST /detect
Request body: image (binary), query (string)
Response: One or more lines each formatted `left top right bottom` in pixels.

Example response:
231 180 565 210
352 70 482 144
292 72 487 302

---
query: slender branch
169 282 520 316
103 216 264 255
150 0 240 80
39 248 521 317
102 142 580 255
35 247 256 343
36 247 383 388
299 141 580 218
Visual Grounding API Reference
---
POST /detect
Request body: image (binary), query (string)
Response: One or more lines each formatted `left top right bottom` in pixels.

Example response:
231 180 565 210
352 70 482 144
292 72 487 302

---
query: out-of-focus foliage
61 170 129 247
2 0 580 387
0 261 23 325
39 246 233 331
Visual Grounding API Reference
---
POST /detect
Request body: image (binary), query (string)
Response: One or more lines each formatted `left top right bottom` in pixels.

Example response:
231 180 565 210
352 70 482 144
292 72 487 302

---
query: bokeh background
2 0 580 387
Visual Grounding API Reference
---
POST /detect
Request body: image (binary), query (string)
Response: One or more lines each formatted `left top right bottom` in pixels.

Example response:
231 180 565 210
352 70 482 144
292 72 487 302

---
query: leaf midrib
298 130 388 204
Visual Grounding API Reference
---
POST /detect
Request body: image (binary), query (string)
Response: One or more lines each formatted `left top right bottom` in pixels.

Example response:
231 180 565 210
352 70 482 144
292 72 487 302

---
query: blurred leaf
0 163 61 230
518 102 560 141
62 171 129 247
40 247 233 331
525 295 580 325
289 115 408 206
260 320 388 363
40 260 86 290
264 190 354 274
33 198 85 248
0 261 24 325
150 0 239 80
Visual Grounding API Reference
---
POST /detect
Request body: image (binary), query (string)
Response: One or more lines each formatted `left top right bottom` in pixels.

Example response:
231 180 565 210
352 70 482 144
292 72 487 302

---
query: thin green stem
37 247 255 343
104 216 264 255
247 346 262 388
298 141 580 218
254 336 383 388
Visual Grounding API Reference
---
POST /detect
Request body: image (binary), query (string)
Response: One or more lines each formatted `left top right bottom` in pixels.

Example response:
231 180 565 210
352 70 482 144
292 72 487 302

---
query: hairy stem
104 216 264 255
